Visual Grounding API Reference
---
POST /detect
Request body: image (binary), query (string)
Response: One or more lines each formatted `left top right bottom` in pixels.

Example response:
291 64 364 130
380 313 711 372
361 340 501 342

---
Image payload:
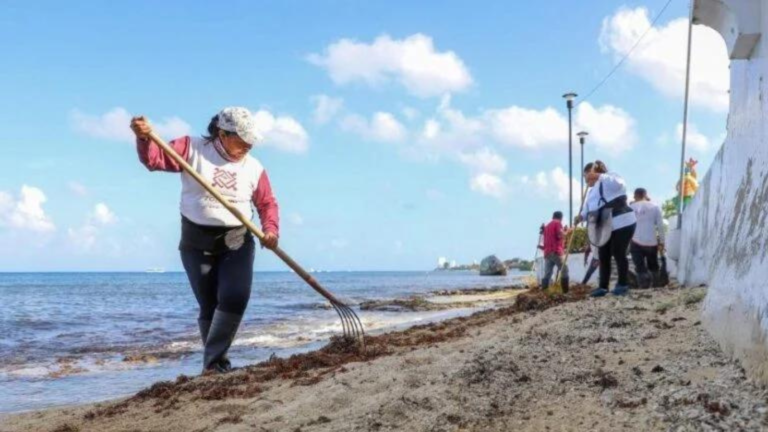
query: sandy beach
3 284 766 432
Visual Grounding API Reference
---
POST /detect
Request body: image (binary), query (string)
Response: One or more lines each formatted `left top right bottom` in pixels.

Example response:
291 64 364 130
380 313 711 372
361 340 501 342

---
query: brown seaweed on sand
84 285 592 420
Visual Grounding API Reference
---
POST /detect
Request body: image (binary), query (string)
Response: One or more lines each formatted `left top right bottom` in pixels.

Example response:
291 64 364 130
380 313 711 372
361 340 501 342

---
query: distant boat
145 267 165 274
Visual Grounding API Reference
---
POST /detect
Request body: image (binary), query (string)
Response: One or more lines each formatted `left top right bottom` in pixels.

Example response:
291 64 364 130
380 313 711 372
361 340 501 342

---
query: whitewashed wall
678 0 768 382
535 253 591 285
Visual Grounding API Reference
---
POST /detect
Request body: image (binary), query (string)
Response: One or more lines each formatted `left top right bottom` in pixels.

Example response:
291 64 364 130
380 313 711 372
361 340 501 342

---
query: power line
578 0 676 106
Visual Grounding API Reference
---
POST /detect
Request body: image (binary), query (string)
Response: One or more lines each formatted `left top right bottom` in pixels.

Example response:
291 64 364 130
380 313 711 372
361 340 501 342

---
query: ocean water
0 271 524 413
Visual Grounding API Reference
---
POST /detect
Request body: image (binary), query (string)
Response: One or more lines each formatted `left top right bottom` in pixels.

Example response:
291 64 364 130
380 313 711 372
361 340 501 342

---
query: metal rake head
330 299 366 350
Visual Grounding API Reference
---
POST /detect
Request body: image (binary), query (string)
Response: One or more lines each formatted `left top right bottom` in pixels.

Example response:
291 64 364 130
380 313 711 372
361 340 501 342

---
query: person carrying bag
577 161 636 297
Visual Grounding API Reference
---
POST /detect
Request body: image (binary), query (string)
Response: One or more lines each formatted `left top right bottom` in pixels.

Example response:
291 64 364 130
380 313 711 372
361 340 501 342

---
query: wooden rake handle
147 132 344 306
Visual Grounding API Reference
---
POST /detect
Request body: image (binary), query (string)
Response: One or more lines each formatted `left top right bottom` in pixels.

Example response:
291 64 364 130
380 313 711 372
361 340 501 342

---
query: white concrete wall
535 253 592 285
678 0 768 382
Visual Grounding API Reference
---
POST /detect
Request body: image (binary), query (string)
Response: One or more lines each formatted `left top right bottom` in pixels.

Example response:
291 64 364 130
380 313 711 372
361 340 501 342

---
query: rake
147 132 366 349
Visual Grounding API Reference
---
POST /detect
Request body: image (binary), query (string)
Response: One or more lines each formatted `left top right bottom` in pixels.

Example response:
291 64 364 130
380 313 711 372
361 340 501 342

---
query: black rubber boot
198 319 211 345
650 271 661 288
198 319 232 370
203 310 242 373
561 277 570 294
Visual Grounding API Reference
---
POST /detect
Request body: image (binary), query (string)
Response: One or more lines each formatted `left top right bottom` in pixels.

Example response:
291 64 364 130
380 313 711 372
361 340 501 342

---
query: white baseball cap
217 107 263 146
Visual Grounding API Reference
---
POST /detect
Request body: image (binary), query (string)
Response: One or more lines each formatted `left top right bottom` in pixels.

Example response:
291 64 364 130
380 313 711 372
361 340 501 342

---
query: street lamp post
577 131 589 204
562 92 578 225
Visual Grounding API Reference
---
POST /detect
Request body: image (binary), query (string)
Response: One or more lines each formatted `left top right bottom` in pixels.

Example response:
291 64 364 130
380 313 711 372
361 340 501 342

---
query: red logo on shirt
212 168 237 191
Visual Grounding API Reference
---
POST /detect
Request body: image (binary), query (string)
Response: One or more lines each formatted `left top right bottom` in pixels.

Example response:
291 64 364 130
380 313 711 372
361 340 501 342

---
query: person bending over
578 161 636 297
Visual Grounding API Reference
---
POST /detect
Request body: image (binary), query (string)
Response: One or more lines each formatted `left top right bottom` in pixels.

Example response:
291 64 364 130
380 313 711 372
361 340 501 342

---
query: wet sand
3 284 767 432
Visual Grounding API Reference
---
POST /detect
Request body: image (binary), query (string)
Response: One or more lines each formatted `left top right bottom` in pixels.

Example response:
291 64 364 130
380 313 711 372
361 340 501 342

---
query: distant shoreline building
437 257 448 269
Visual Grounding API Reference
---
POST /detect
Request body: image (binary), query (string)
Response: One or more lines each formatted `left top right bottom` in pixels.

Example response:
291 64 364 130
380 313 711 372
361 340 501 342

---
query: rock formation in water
479 255 508 276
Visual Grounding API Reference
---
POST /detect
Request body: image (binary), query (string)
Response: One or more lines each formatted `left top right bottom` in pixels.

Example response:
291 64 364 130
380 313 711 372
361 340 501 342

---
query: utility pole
563 92 578 225
677 0 695 228
577 131 589 205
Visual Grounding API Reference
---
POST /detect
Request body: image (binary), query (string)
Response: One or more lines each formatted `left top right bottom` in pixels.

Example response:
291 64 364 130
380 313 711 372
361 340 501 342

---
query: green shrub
654 301 674 314
662 198 678 219
568 227 588 254
518 260 533 271
682 289 707 305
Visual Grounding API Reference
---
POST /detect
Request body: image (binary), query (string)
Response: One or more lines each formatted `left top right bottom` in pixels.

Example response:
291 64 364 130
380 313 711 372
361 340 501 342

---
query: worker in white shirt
629 188 665 288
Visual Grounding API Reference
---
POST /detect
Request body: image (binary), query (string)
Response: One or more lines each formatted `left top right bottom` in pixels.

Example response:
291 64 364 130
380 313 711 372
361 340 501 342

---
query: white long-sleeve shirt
581 172 637 231
630 200 665 246
137 136 280 233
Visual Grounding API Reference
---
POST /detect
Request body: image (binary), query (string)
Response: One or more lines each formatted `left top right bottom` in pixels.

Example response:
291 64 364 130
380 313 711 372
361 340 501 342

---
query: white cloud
599 7 729 112
485 103 636 153
422 119 441 140
311 95 344 124
71 107 192 142
71 108 134 141
574 102 637 155
0 186 55 232
308 33 473 98
288 213 304 226
458 148 507 174
485 106 567 149
68 181 88 197
675 122 710 152
341 112 407 143
549 167 582 203
470 173 506 198
418 97 637 155
519 167 580 203
415 96 485 155
91 203 117 225
252 110 310 154
71 107 309 154
154 117 193 139
403 97 634 200
337 99 633 200
437 101 485 143
68 203 118 251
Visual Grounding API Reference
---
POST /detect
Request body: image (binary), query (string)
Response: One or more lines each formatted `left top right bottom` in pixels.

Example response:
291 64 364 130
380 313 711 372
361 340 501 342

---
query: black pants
598 224 636 289
630 243 659 288
180 238 255 320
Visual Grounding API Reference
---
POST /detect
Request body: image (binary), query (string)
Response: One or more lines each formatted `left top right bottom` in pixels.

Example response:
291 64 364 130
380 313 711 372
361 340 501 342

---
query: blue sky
0 0 729 271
